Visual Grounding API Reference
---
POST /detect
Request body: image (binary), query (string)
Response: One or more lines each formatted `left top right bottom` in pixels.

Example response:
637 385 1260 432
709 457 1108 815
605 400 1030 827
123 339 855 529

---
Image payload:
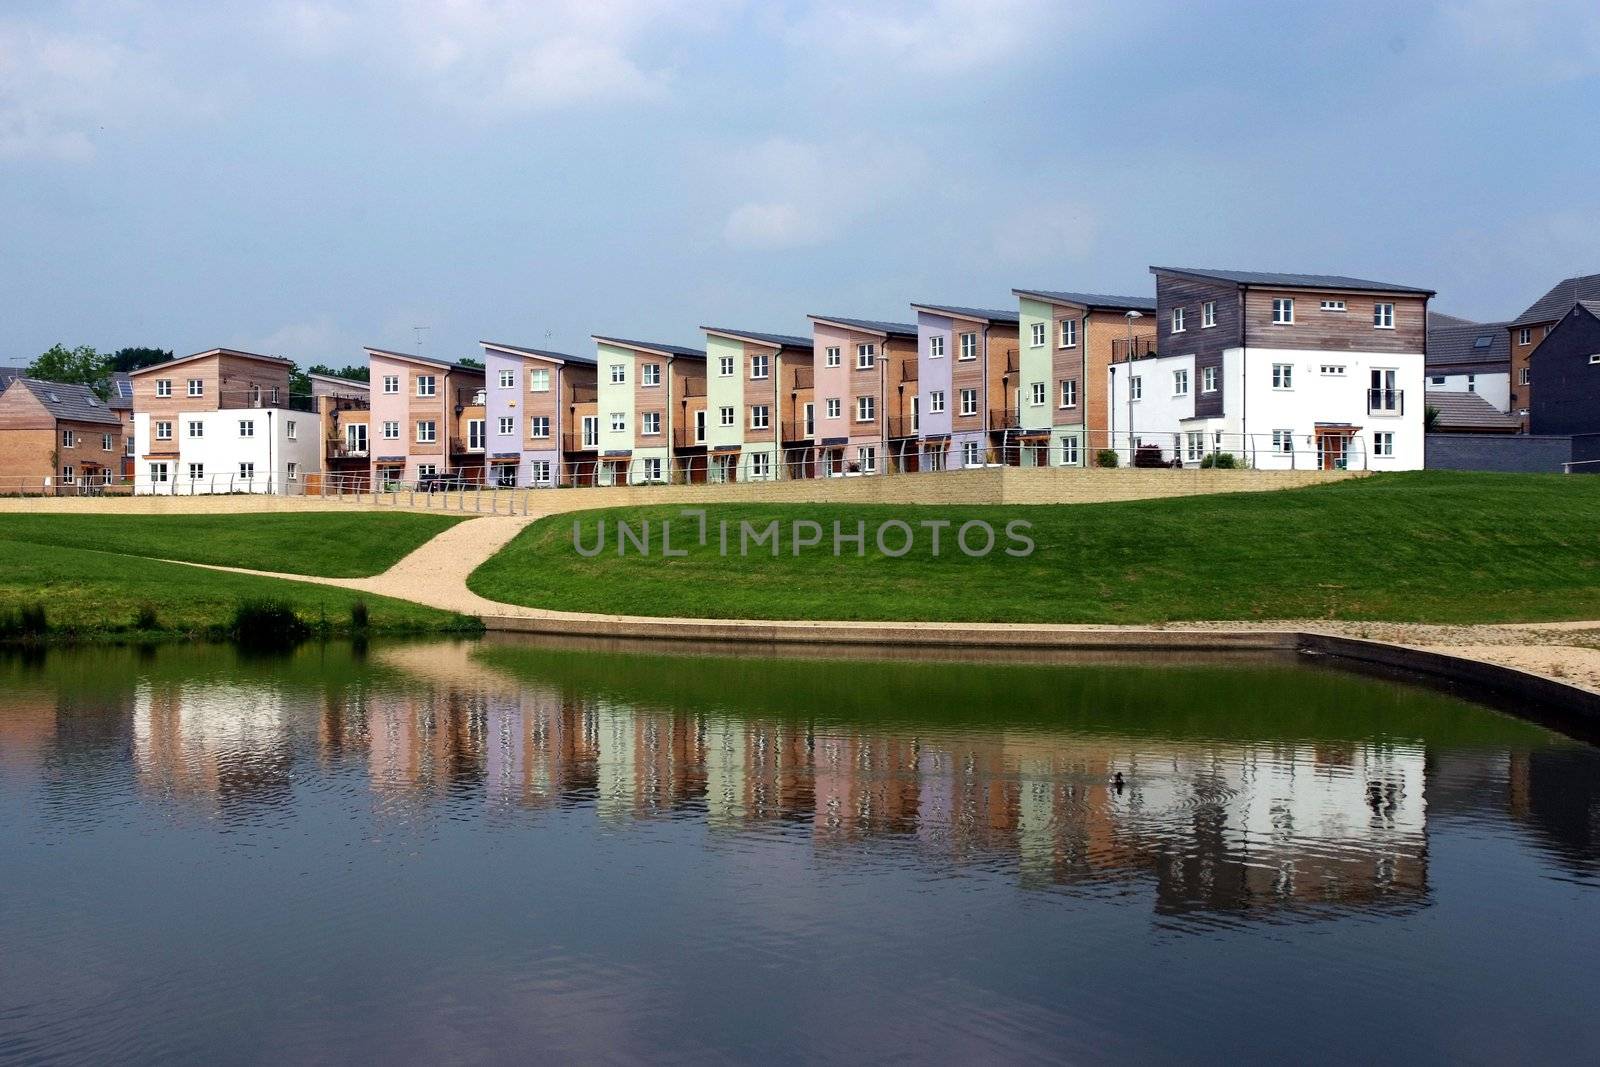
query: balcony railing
1368 388 1404 415
672 427 708 449
1002 348 1020 374
988 408 1021 431
569 384 598 404
1111 337 1158 361
886 415 918 438
451 436 486 454
326 441 369 460
790 365 815 390
562 433 598 452
781 420 814 442
681 377 706 398
898 363 918 385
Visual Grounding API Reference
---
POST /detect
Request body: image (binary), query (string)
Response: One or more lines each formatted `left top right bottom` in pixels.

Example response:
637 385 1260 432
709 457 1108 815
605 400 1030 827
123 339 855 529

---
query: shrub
1133 445 1167 468
231 599 310 648
1096 449 1119 469
0 602 48 639
1199 452 1238 469
350 599 369 631
134 602 159 630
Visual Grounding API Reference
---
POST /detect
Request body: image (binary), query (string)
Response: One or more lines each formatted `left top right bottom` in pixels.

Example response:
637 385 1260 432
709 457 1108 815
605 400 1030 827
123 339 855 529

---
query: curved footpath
172 514 1600 722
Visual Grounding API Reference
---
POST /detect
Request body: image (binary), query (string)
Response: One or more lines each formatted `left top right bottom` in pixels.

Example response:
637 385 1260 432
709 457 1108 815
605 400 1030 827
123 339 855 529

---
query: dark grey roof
1426 391 1522 432
480 340 597 366
1428 311 1480 328
701 327 814 349
807 315 918 336
1510 273 1600 327
1011 289 1156 312
592 336 706 359
106 371 133 410
10 378 122 426
1426 320 1511 370
0 366 25 388
364 347 485 375
909 304 1021 324
1150 266 1435 296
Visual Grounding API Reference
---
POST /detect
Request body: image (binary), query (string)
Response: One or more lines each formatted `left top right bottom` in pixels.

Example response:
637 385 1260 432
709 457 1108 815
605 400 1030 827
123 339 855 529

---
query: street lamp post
1124 310 1143 464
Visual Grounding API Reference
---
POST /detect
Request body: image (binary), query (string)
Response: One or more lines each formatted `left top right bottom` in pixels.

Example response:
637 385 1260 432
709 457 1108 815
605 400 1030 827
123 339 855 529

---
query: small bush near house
1200 452 1238 469
1096 450 1119 469
231 599 311 648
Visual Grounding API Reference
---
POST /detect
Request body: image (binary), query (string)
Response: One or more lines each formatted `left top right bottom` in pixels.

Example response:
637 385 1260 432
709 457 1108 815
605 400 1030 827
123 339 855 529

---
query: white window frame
959 388 977 417
959 333 977 361
1320 364 1346 376
1029 323 1045 348
156 420 172 441
238 461 255 480
1320 299 1347 312
1173 369 1189 396
529 368 550 392
187 420 203 439
749 452 771 479
610 364 626 384
286 420 297 440
1272 363 1294 389
642 411 661 436
416 420 436 443
1272 298 1295 324
1518 328 1532 346
929 390 945 414
1030 381 1046 406
1202 301 1216 328
530 460 552 486
825 346 841 368
1202 366 1217 393
826 398 841 419
382 375 399 394
529 416 550 438
962 441 982 466
641 363 661 387
101 433 114 451
187 378 203 397
856 343 876 370
856 395 876 422
497 416 515 435
720 405 735 427
1130 376 1142 401
1060 318 1077 348
1171 307 1186 333
1061 436 1079 465
1374 431 1394 457
498 369 515 388
1059 379 1077 409
188 463 204 481
382 420 399 440
416 374 436 397
750 404 770 430
286 462 299 482
750 354 770 380
238 419 255 438
1373 302 1395 329
610 412 626 432
930 335 946 358
857 445 877 474
149 462 169 483
155 379 172 398
1272 429 1293 454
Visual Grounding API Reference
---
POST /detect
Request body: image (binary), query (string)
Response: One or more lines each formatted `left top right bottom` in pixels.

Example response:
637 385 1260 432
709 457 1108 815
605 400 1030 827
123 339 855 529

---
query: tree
28 344 109 391
108 347 173 372
457 357 484 370
305 363 369 383
1424 404 1440 432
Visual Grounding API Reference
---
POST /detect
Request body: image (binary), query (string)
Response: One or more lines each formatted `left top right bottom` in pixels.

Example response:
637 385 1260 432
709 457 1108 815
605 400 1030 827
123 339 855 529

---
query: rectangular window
610 412 626 432
826 398 841 419
857 446 877 474
286 420 297 440
286 462 298 482
641 363 661 387
1272 363 1294 389
1431 375 1446 385
1030 382 1046 406
1173 369 1189 396
1171 307 1186 333
61 429 76 447
582 416 599 447
1519 368 1530 385
825 346 841 368
718 355 735 377
188 463 204 481
382 420 399 439
750 405 770 429
930 335 946 358
1060 318 1077 347
1130 376 1142 401
750 452 771 479
186 420 203 438
382 375 399 394
1374 431 1394 457
1320 299 1347 312
156 420 172 440
416 420 436 443
416 375 436 397
1061 436 1079 465
1321 364 1346 376
417 464 437 478
1029 323 1045 347
498 369 515 388
1374 302 1395 329
1272 429 1293 454
959 388 977 417
610 364 626 384
102 433 114 451
238 419 255 438
803 402 814 436
856 343 876 369
155 379 171 397
528 368 550 392
720 405 735 427
1185 432 1205 463
239 462 255 480
1060 379 1077 408
1272 298 1295 324
530 460 552 486
498 416 515 435
1519 328 1532 345
529 416 549 438
962 441 982 466
187 378 203 397
149 462 169 483
1202 301 1216 328
642 412 661 435
856 395 876 422
959 333 977 360
929 390 945 414
750 354 769 380
643 457 663 481
1202 366 1218 393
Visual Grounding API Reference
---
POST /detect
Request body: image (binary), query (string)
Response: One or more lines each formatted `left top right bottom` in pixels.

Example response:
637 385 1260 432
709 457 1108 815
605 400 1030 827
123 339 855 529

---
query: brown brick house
0 378 125 490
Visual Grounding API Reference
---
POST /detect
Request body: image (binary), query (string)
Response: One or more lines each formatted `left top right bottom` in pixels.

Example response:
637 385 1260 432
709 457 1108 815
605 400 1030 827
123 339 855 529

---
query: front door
1316 430 1350 470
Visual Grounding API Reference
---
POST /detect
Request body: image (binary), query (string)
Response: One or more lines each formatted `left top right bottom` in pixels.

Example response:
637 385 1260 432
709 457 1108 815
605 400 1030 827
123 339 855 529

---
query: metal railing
681 377 706 398
1368 388 1404 415
988 408 1021 431
1111 337 1158 361
781 420 814 442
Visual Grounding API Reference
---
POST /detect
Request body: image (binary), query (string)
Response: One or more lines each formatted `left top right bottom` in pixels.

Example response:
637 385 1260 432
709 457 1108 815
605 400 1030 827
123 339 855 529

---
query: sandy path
174 515 1600 694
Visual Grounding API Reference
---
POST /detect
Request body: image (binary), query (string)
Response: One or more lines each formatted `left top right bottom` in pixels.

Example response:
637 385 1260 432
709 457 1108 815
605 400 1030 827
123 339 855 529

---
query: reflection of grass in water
474 641 1566 748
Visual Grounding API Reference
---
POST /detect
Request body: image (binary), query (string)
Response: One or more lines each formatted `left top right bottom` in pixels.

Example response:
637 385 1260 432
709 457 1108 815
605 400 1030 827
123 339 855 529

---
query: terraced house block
1012 289 1157 467
701 326 814 481
910 304 1020 471
480 340 598 488
591 335 706 485
364 348 486 486
808 315 919 476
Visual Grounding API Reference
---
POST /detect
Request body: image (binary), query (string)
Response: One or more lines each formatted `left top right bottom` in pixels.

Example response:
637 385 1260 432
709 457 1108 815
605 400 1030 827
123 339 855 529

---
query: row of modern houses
3 266 1598 492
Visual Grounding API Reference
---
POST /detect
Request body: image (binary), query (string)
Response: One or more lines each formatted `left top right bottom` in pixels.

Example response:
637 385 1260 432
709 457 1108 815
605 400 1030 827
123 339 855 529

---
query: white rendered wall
1425 371 1510 413
134 408 320 493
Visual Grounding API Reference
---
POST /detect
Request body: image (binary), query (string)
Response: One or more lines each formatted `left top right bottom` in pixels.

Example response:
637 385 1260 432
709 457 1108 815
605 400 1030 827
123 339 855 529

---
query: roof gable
1011 289 1156 312
591 336 707 360
1511 273 1600 327
806 315 918 337
479 340 597 366
364 347 485 375
1150 266 1435 296
8 378 122 426
128 348 291 376
700 327 814 349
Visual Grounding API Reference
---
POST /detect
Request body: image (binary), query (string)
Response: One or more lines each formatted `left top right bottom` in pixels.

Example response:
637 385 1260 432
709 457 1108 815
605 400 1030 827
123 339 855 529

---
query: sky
2 0 1597 368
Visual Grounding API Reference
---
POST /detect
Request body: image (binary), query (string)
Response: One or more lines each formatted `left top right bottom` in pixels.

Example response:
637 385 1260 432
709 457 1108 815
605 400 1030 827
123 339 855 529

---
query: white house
1103 268 1433 471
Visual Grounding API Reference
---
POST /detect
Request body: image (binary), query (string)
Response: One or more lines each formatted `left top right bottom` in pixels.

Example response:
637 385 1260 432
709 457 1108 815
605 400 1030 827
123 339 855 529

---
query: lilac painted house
910 304 1020 470
480 340 599 487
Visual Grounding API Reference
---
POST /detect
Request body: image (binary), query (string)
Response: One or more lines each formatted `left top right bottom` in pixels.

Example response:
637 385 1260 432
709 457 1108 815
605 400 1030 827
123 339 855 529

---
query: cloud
1435 0 1600 81
232 316 356 362
0 23 163 161
786 0 1073 75
990 201 1101 266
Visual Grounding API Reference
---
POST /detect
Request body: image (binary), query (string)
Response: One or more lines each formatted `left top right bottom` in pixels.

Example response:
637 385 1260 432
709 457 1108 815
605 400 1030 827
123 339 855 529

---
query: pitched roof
1010 289 1156 312
1426 320 1511 369
1428 311 1480 328
1150 266 1435 296
363 347 486 375
908 303 1021 324
1510 273 1600 327
806 315 918 337
308 372 371 389
128 347 293 376
1425 390 1522 432
480 340 597 366
106 371 133 410
8 378 122 426
700 327 814 349
591 335 706 359
0 366 26 389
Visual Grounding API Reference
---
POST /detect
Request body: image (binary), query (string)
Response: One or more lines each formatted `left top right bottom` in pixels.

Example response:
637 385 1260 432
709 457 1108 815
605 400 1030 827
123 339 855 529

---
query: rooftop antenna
413 325 430 355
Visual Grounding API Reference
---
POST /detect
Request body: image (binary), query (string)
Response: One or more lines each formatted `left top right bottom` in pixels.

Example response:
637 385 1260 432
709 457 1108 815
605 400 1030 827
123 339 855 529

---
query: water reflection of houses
132 681 296 812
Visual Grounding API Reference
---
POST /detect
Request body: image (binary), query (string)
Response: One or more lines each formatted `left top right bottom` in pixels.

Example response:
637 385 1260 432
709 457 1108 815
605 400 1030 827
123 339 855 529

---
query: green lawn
0 512 462 577
466 471 1600 625
0 539 477 639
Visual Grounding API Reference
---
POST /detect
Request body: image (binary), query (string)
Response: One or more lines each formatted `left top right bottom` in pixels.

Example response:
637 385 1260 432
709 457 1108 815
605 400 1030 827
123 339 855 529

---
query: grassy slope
0 512 463 577
467 471 1600 625
0 539 475 637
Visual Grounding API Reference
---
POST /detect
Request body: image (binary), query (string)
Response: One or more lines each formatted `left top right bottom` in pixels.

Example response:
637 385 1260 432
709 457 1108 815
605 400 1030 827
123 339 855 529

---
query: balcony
886 415 919 438
781 420 814 442
897 363 918 385
1002 348 1020 374
988 408 1021 432
681 377 707 398
456 388 487 409
1111 337 1158 362
451 436 486 455
562 433 598 452
326 441 369 460
789 365 814 390
1368 388 1404 416
569 384 598 404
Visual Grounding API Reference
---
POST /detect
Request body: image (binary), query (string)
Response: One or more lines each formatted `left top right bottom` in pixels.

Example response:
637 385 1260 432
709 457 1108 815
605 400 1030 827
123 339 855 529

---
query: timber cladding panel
1050 305 1086 430
743 341 779 444
1155 275 1240 419
1242 289 1426 354
633 353 669 448
949 326 986 433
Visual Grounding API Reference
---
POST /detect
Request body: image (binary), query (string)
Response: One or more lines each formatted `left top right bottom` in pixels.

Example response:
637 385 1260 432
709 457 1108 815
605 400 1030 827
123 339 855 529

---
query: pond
2 638 1598 1063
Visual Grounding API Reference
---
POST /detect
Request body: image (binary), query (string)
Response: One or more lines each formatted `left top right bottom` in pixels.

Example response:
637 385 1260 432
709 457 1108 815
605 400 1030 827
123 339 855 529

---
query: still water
2 638 1598 1064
